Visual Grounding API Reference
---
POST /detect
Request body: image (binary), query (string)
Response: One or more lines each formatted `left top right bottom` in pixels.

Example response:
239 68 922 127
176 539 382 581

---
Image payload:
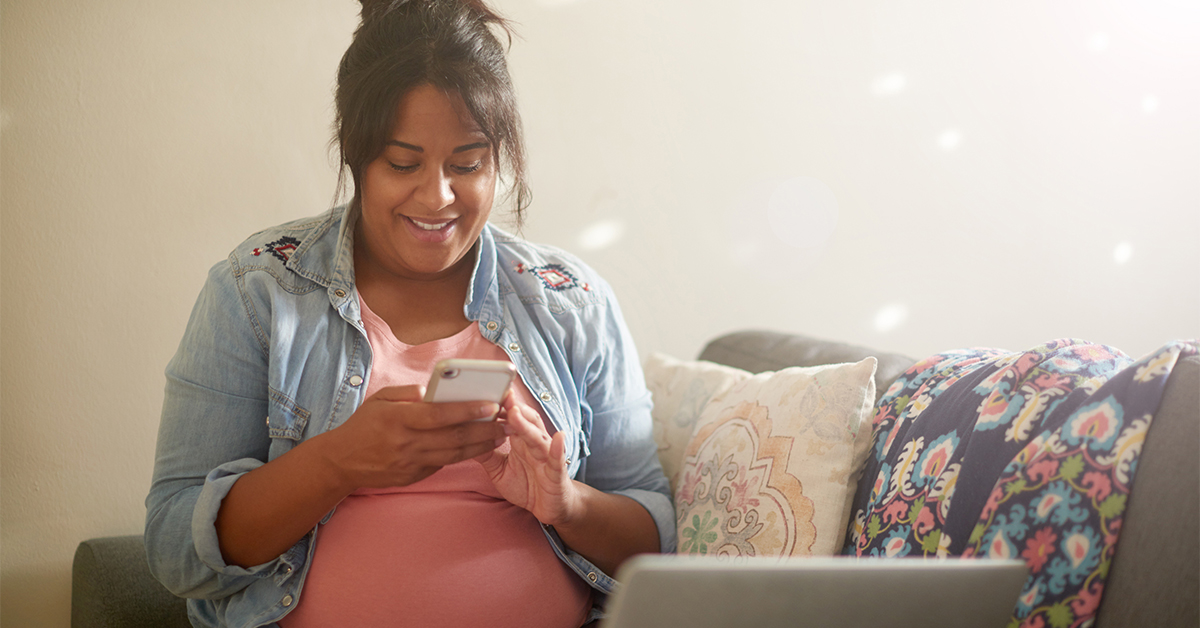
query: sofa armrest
1095 353 1199 628
697 329 917 404
72 535 190 628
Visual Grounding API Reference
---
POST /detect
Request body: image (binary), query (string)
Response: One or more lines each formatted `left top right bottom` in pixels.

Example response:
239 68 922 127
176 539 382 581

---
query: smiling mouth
403 215 457 242
410 218 452 231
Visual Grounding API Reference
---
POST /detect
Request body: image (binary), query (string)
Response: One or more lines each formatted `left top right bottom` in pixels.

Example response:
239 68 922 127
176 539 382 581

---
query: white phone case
424 359 516 404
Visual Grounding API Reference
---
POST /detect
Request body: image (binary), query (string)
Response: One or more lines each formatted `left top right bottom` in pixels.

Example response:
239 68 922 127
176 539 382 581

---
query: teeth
411 218 449 231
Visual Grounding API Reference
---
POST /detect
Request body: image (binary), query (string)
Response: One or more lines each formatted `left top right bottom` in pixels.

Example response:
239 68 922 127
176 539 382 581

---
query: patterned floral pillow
843 339 1198 628
644 353 878 558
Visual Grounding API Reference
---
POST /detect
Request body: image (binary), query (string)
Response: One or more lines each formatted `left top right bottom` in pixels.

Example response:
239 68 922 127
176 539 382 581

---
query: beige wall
1 2 358 625
2 0 1196 625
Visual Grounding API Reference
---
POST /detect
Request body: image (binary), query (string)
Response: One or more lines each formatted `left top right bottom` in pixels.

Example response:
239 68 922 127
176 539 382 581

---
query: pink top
278 296 593 628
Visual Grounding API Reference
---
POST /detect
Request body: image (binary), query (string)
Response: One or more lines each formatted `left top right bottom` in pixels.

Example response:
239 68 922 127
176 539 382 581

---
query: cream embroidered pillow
644 353 878 558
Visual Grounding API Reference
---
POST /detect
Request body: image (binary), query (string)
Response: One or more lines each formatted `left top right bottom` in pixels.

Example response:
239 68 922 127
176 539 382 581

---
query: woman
144 1 675 626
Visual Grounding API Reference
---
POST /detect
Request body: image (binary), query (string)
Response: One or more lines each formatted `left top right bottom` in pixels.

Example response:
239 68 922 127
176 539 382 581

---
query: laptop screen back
603 555 1028 628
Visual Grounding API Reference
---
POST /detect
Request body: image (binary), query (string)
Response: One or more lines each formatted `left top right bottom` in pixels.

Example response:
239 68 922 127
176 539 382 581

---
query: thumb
370 384 426 403
548 430 569 476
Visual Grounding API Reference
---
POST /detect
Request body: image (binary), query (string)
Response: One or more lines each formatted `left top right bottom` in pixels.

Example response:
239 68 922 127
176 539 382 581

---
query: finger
419 420 506 453
370 384 426 403
506 410 554 466
411 400 501 429
448 438 506 464
412 430 505 470
548 430 569 477
512 403 552 443
502 403 534 439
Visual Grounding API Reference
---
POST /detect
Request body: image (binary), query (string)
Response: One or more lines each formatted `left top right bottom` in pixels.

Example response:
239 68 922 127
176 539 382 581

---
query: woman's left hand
478 395 662 576
476 396 582 527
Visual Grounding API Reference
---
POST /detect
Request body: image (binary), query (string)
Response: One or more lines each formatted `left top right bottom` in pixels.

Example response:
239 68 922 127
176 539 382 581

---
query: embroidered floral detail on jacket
515 263 590 292
253 236 301 263
537 265 576 290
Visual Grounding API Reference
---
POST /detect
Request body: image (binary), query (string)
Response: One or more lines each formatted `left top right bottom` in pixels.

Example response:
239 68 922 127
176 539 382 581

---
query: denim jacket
145 205 675 628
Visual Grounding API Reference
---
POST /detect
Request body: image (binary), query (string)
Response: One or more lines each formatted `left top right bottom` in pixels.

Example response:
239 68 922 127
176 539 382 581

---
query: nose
413 167 455 212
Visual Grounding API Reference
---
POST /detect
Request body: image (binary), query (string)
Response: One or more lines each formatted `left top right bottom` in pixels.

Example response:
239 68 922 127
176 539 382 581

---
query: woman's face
356 84 497 282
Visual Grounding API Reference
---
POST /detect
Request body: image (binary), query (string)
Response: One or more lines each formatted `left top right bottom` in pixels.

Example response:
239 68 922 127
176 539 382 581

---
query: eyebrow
385 140 490 153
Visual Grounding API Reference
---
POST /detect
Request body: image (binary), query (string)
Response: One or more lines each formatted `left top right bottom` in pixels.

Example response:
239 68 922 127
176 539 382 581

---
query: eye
452 161 483 174
388 162 418 173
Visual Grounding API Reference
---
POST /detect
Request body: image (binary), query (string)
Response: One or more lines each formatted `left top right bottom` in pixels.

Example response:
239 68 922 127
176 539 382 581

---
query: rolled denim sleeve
144 260 296 598
576 280 677 555
589 398 677 555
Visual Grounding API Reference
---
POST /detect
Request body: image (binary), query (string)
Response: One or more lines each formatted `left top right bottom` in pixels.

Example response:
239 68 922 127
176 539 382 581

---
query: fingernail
494 437 507 447
478 402 499 417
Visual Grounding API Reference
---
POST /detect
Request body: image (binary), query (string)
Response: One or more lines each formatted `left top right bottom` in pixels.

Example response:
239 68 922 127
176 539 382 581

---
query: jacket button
486 321 498 331
348 375 364 387
508 343 520 352
540 392 552 402
282 595 294 607
334 289 346 298
587 572 598 582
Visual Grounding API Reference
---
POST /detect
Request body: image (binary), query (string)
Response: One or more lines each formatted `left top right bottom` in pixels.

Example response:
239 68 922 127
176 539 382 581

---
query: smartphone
424 359 516 409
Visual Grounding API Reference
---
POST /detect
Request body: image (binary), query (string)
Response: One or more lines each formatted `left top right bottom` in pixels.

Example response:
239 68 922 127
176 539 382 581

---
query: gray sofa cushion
1094 353 1199 628
697 330 917 404
72 535 189 628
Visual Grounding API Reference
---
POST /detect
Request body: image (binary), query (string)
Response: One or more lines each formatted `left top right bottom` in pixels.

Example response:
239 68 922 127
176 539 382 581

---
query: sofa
72 330 1199 627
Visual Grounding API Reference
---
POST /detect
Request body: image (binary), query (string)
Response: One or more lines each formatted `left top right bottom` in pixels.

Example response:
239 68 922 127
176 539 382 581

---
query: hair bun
358 0 432 25
357 0 507 29
358 0 400 24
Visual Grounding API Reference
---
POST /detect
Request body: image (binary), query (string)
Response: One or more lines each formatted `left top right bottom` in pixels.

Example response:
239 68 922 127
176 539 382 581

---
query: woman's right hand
323 384 506 489
215 384 504 568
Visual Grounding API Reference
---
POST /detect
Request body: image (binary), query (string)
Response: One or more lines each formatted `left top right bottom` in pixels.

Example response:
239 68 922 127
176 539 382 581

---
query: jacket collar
465 224 497 322
286 204 499 321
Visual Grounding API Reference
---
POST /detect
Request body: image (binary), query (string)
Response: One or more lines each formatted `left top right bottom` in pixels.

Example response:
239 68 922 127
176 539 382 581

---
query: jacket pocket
267 387 310 441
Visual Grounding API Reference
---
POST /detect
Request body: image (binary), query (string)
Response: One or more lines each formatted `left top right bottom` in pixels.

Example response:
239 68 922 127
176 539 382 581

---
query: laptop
602 555 1028 628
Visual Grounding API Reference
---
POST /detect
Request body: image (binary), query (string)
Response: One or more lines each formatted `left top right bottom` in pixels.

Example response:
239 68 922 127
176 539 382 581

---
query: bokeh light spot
938 129 963 151
577 219 625 251
871 73 907 96
1113 242 1134 265
874 303 909 333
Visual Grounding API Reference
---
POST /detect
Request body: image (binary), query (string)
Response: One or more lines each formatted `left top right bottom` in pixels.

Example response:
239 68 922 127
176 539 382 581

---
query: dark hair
335 0 530 221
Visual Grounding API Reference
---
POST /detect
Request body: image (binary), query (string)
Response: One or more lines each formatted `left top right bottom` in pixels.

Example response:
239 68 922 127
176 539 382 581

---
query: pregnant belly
279 478 593 628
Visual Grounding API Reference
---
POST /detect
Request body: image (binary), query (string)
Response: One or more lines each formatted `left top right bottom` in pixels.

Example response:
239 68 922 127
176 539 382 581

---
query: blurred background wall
2 0 1196 624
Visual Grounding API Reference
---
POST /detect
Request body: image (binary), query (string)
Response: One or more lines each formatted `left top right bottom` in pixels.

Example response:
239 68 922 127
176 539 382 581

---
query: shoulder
218 208 343 291
232 209 339 269
490 225 612 312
